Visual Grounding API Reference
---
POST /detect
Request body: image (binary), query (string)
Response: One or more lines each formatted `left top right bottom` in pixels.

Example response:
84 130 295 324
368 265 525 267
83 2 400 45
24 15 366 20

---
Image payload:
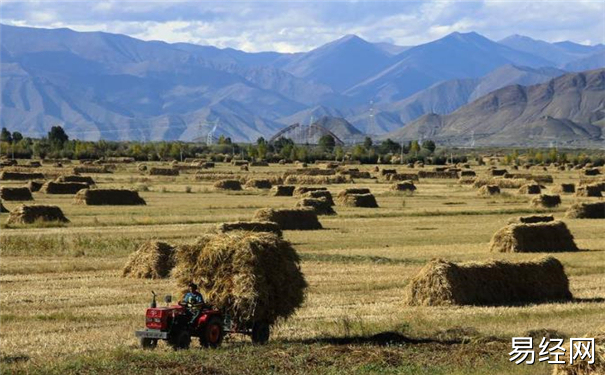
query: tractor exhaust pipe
150 291 157 308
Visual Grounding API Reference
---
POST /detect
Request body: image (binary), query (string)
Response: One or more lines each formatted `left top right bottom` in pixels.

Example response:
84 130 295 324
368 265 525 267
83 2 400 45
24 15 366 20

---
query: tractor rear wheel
251 322 270 345
200 317 224 348
169 330 191 350
140 337 158 350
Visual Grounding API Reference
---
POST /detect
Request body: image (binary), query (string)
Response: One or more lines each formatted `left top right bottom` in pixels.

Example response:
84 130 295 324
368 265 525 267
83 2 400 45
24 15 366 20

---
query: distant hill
499 35 604 66
384 69 605 147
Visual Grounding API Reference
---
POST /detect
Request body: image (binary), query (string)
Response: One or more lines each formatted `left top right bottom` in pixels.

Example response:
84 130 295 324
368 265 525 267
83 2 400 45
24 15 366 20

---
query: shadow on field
572 297 605 303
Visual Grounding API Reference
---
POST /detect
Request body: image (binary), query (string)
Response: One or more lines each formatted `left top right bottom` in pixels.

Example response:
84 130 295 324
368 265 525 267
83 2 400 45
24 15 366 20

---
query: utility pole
400 140 404 164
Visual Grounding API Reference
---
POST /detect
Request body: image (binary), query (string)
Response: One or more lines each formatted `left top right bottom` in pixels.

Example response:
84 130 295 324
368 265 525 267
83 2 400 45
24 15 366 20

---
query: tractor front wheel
140 337 158 350
200 317 224 348
169 330 191 350
251 322 270 345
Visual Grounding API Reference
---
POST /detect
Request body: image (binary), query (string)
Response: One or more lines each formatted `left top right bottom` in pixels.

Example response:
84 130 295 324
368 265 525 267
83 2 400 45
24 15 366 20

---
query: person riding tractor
180 282 205 324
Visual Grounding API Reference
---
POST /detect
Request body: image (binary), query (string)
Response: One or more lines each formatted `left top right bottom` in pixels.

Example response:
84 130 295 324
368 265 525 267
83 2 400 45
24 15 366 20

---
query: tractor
135 292 270 349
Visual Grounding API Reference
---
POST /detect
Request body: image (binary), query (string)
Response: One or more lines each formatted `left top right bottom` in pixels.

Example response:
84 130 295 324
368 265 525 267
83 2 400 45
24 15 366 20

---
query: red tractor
135 292 270 349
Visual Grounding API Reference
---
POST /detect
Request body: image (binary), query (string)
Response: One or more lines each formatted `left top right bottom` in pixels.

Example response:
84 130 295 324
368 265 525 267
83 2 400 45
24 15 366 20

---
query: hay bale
245 179 272 189
337 193 379 208
460 170 476 177
252 208 322 230
391 181 417 192
250 161 269 167
552 332 605 375
565 202 605 219
149 167 179 176
0 171 45 180
553 183 575 194
28 180 44 192
531 194 562 208
283 175 348 185
137 164 147 172
508 215 554 224
387 173 419 182
271 185 295 196
55 175 95 185
0 201 6 213
576 185 602 197
172 232 307 325
293 186 327 197
216 221 282 237
295 197 335 215
337 188 371 198
458 177 476 185
214 179 242 191
584 168 601 176
489 169 508 176
478 185 501 196
302 190 334 205
73 189 146 205
418 170 459 179
489 221 578 253
122 241 176 279
380 169 397 176
72 166 111 174
6 204 69 224
0 187 33 201
402 257 572 306
532 175 554 184
518 183 542 194
40 181 88 194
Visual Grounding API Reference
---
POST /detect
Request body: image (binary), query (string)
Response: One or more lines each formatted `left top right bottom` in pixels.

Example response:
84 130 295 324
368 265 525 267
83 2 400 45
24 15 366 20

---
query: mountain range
1 24 604 146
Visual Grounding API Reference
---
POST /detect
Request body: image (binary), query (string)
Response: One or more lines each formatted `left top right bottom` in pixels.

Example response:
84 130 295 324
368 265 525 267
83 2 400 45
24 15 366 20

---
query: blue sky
1 1 603 52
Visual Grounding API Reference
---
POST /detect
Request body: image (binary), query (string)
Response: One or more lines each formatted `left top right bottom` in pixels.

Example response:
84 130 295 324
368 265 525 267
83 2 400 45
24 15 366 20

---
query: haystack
295 197 335 215
478 185 500 196
28 180 44 192
214 179 242 191
40 181 88 194
391 181 417 192
337 188 371 198
473 178 527 189
508 215 554 224
531 194 562 208
488 169 508 176
6 204 69 224
283 175 348 184
73 166 111 174
576 185 602 197
271 185 295 196
417 170 458 179
337 193 379 208
122 241 176 279
583 168 601 176
137 164 147 172
565 202 605 219
149 167 179 176
73 189 146 205
293 186 327 197
283 168 335 177
387 173 419 181
245 179 272 189
0 171 45 180
0 187 33 201
302 190 334 205
518 183 542 194
172 232 307 325
552 332 605 375
460 170 476 177
0 201 6 213
55 175 95 185
402 257 572 306
553 183 575 194
252 208 322 230
216 221 282 237
489 221 578 253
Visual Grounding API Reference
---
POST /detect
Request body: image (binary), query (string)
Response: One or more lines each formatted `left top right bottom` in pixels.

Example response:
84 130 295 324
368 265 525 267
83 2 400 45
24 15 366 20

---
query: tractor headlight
153 318 161 323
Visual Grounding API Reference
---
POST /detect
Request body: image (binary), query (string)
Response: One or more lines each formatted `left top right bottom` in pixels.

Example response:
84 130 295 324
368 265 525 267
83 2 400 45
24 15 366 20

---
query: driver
181 282 205 324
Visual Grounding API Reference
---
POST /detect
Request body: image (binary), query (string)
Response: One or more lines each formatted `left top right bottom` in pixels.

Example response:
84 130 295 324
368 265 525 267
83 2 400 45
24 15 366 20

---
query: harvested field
302 190 334 205
530 194 562 208
337 193 379 208
552 332 605 375
0 187 34 201
173 231 307 325
214 179 243 191
565 202 605 218
271 185 295 196
40 181 88 194
252 208 322 230
73 189 146 205
216 221 282 237
478 185 500 195
403 257 572 306
122 241 175 279
0 171 44 180
508 215 554 224
489 221 578 253
148 167 179 176
245 179 272 189
6 204 69 224
295 197 336 215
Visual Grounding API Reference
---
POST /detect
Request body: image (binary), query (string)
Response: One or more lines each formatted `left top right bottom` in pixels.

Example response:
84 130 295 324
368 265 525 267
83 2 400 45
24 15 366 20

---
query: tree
377 138 400 154
421 140 436 153
318 134 336 152
257 142 268 159
1 127 12 143
48 126 69 146
11 131 23 142
363 136 373 150
256 137 266 145
409 140 420 155
334 146 345 161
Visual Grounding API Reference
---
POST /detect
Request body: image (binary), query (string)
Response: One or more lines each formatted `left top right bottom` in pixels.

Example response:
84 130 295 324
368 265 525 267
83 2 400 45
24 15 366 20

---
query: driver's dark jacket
182 291 204 307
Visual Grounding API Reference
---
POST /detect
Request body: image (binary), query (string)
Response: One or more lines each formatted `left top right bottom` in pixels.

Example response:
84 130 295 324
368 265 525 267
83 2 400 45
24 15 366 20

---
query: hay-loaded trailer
135 292 270 350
